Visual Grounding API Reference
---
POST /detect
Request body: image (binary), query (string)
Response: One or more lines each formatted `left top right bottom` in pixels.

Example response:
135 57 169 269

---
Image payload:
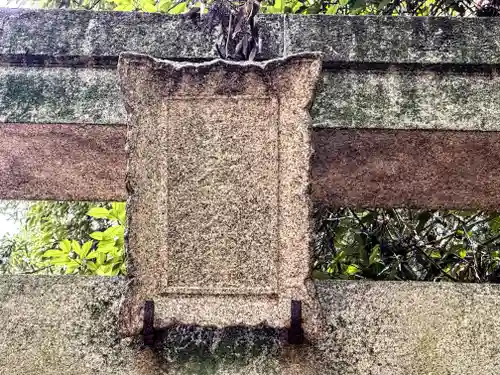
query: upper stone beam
0 8 283 62
2 9 500 65
285 15 500 65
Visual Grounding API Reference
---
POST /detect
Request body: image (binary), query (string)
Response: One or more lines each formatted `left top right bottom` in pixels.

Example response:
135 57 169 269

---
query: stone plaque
118 52 322 337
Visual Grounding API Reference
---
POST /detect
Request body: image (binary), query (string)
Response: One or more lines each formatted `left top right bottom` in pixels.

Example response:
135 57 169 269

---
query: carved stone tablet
118 52 322 337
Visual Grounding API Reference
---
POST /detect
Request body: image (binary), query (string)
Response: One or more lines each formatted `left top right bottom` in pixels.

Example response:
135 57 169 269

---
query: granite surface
311 128 500 210
2 277 500 374
117 52 323 339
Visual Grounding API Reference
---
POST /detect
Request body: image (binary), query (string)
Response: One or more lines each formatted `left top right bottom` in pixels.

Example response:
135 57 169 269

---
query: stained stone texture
117 52 323 338
314 280 500 375
4 9 500 65
4 11 500 131
0 67 122 124
0 123 126 201
7 65 500 131
312 66 500 130
0 276 297 375
311 128 500 210
2 277 500 375
285 15 500 64
0 8 282 62
0 276 138 375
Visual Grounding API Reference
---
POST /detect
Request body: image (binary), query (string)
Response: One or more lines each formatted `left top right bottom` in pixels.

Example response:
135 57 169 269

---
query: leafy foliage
0 201 126 276
314 208 500 282
7 0 492 18
40 203 126 276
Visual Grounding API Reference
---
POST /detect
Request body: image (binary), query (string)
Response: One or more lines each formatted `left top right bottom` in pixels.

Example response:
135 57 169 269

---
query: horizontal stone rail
3 66 500 131
1 276 499 374
2 9 500 132
2 9 500 64
2 124 500 209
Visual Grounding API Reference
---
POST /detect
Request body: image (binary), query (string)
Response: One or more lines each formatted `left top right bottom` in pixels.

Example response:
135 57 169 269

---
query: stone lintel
3 9 500 65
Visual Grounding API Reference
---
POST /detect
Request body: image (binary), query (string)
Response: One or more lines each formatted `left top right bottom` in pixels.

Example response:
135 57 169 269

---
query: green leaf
376 0 392 10
141 1 157 11
325 4 339 14
110 202 126 224
430 251 441 259
345 264 360 275
107 247 119 258
158 0 173 12
351 0 366 10
96 264 113 276
65 262 80 274
458 249 467 259
49 257 72 265
103 225 122 238
490 216 500 233
90 232 104 240
312 270 332 280
334 250 346 262
59 239 71 253
86 251 99 259
97 252 106 266
168 2 186 14
97 241 116 253
369 245 381 265
72 240 82 256
87 261 98 271
81 241 93 258
42 233 52 243
42 249 65 258
87 207 111 219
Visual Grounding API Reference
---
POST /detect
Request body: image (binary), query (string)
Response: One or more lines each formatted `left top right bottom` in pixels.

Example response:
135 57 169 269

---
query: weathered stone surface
0 66 123 124
0 123 126 201
314 280 499 375
286 15 500 64
6 65 500 131
0 276 138 375
4 9 500 65
2 277 500 374
0 8 282 62
6 125 500 211
313 66 500 130
0 276 309 375
117 52 323 338
311 128 500 210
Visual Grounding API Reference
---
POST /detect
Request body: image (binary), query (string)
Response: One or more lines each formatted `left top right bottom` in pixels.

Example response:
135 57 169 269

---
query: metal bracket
288 300 304 345
143 300 155 347
142 299 303 346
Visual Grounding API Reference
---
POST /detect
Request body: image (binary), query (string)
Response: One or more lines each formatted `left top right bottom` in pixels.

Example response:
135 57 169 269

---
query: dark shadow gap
4 54 500 74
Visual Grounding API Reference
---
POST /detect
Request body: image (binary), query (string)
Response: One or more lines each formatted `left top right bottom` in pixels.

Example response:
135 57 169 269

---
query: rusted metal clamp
143 300 155 347
142 299 303 346
288 300 304 345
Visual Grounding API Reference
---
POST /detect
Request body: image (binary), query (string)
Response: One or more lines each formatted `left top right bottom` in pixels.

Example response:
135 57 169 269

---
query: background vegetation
1 0 499 281
0 201 126 276
13 0 499 17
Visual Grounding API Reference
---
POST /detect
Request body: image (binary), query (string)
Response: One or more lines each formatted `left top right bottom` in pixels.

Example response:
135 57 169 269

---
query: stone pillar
117 52 323 340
